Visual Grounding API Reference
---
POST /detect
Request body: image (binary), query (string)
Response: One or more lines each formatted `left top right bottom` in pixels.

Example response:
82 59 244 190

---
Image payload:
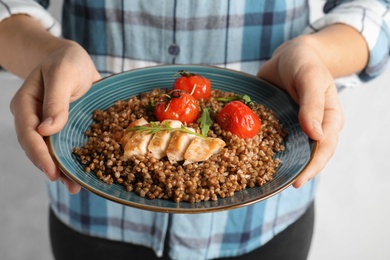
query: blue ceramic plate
47 65 317 213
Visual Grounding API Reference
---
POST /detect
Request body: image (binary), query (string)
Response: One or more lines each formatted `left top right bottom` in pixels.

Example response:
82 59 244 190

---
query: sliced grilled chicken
148 120 182 159
121 118 226 164
120 117 148 146
123 130 153 159
183 137 226 165
166 127 196 164
122 118 151 159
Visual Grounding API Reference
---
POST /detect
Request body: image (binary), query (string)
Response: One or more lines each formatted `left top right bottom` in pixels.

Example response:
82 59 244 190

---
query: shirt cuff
305 0 390 82
0 0 61 36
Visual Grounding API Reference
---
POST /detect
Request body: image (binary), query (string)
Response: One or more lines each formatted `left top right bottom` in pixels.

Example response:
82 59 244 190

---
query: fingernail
312 120 324 136
295 177 309 189
39 117 54 128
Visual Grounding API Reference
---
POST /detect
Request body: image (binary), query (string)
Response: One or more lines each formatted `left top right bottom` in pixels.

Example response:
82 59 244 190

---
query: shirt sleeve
305 0 390 82
0 0 61 36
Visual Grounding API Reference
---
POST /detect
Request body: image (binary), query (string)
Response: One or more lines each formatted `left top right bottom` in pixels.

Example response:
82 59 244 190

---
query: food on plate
173 70 212 100
183 137 226 166
165 126 196 164
217 100 261 139
122 118 226 164
147 120 183 160
73 73 287 203
154 89 199 124
119 117 149 146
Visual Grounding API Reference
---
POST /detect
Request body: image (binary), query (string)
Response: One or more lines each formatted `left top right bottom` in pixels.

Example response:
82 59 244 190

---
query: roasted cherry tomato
173 70 211 100
154 90 199 124
217 101 261 139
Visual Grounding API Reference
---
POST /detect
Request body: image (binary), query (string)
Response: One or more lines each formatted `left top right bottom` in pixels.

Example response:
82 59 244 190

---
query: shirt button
168 44 180 56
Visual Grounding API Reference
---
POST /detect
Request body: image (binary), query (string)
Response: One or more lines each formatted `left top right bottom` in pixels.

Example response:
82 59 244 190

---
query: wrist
292 24 368 78
0 14 76 78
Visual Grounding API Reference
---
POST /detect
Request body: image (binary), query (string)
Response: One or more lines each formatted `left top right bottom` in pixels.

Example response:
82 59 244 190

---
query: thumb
36 66 100 136
298 89 325 142
37 60 101 137
37 76 71 136
294 73 330 142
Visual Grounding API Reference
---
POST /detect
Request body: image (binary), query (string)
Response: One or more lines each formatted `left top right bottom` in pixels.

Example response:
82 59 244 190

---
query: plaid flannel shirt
1 0 389 259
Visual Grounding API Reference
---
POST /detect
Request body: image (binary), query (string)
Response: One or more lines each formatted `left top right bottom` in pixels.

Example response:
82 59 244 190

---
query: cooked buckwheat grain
73 89 286 203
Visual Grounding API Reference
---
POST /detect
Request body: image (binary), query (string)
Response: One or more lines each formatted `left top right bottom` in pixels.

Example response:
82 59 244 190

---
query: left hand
9 42 101 194
257 36 345 188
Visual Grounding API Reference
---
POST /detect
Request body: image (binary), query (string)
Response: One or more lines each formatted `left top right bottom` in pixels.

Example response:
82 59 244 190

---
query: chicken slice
148 120 182 159
120 117 149 146
183 137 226 165
166 127 196 164
122 118 152 159
123 130 153 159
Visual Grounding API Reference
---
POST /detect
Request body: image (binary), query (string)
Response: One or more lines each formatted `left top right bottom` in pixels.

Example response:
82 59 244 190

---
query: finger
293 132 339 188
295 68 330 141
11 86 81 193
10 76 62 182
37 65 101 137
293 89 344 188
36 67 74 136
59 173 81 194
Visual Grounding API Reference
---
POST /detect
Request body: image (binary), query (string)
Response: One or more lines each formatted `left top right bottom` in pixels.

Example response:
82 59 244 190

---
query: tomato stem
173 70 196 78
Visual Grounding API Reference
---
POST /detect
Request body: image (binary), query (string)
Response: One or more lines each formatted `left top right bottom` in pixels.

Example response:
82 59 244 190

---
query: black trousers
50 202 315 260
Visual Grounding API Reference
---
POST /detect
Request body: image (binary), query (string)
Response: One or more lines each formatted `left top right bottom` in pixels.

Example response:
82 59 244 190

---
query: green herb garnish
197 108 213 137
215 94 255 108
128 121 207 139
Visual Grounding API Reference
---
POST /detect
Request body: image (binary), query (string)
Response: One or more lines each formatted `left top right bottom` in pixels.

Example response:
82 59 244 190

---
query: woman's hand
258 24 368 188
258 36 345 188
9 42 101 194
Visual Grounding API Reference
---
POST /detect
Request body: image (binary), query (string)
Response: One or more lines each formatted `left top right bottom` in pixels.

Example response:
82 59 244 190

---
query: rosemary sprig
128 121 207 139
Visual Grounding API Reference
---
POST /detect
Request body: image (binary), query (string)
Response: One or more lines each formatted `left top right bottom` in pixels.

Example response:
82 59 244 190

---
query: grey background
1 1 389 259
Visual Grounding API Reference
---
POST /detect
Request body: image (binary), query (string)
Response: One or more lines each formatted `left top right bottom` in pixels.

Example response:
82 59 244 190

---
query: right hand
257 35 347 189
10 42 101 194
